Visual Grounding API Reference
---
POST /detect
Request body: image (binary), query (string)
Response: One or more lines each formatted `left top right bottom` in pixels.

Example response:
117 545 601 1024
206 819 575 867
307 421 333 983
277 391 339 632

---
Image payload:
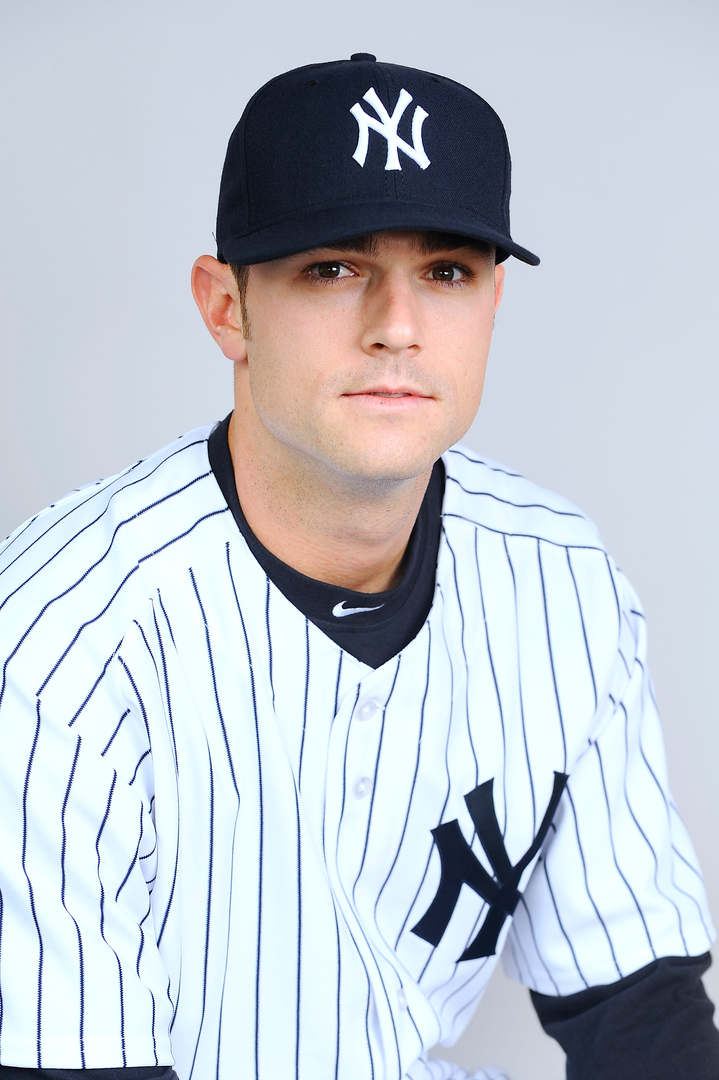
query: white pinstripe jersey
0 424 713 1079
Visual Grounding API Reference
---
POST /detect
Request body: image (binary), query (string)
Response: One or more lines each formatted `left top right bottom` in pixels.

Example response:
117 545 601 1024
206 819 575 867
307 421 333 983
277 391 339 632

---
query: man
0 54 717 1080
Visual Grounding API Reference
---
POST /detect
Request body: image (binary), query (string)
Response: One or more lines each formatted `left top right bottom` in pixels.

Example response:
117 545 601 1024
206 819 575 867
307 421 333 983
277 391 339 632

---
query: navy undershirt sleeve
531 952 719 1079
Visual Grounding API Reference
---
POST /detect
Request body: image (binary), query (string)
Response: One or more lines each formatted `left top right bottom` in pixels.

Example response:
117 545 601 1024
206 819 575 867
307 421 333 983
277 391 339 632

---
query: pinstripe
21 706 44 1067
472 527 507 829
446 447 521 477
336 685 362 865
265 579 275 709
95 772 127 1065
594 743 657 958
151 600 179 770
215 752 241 1080
565 550 598 709
502 535 536 832
322 651 345 891
641 745 714 941
444 534 478 786
0 887 4 1053
443 514 605 551
447 474 585 518
187 750 214 1080
618 700 688 950
537 541 567 772
352 656 402 903
69 647 121 727
541 856 589 987
332 903 341 1080
474 531 507 832
190 566 239 798
101 709 131 757
564 786 621 976
515 895 561 994
505 922 533 986
373 629 432 925
394 605 446 956
129 749 152 787
117 655 152 744
415 581 459 981
298 619 310 785
294 780 302 1080
137 896 159 1065
225 543 264 1080
115 805 145 901
156 833 180 951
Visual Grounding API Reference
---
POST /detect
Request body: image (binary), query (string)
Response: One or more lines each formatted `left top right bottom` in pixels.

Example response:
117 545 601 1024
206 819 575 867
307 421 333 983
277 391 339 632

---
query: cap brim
218 201 539 266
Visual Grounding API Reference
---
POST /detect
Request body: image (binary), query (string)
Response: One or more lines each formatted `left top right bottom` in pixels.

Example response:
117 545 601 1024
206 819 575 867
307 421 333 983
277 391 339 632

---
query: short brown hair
229 263 251 337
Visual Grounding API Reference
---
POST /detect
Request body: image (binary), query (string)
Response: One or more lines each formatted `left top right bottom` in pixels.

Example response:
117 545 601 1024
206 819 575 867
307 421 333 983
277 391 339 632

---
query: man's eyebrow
303 232 493 259
304 234 380 258
414 232 495 257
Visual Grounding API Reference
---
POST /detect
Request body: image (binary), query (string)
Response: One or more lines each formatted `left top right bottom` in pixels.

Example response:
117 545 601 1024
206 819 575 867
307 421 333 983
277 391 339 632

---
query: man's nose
360 274 425 355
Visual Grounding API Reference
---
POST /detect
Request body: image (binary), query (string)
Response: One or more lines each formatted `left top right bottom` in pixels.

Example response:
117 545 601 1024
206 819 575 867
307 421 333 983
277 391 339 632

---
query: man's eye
310 262 350 279
431 264 463 281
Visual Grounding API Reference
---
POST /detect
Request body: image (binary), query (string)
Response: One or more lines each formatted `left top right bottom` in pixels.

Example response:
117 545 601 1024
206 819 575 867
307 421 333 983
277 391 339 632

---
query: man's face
234 230 504 487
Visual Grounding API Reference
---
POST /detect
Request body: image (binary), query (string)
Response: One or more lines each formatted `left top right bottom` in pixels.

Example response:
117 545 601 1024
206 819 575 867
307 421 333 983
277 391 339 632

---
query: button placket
351 697 382 800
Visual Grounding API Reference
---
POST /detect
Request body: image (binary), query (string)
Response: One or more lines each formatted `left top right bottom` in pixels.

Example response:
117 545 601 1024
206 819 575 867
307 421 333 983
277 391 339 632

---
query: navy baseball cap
216 54 539 267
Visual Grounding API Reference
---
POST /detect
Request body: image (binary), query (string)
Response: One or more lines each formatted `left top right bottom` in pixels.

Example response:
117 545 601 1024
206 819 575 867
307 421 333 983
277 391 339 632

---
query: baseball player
0 55 717 1080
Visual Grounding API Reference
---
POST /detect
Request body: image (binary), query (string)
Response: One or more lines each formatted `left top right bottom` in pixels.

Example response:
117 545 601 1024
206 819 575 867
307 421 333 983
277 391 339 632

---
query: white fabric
0 425 713 1077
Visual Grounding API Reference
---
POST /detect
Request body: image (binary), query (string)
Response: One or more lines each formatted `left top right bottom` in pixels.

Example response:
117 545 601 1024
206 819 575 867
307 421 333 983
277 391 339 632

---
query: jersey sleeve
502 563 715 996
0 653 174 1069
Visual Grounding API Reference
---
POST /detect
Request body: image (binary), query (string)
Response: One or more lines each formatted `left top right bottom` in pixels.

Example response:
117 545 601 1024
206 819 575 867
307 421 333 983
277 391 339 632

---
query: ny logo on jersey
350 87 430 171
412 772 568 961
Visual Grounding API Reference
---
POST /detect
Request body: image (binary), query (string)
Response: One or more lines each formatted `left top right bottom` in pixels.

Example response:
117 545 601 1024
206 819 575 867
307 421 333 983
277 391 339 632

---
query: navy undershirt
208 412 444 668
4 422 717 1079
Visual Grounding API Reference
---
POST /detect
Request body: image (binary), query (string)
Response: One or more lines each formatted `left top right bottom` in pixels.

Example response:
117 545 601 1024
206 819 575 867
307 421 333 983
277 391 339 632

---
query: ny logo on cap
350 87 430 171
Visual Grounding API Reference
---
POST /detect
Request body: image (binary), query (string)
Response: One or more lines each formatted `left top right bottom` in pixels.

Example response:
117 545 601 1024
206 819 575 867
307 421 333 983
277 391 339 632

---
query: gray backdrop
1 2 717 1077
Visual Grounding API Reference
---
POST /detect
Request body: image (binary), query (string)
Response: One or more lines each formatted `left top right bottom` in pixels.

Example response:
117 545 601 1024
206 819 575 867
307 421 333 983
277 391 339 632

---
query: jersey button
354 776 372 798
397 988 408 1011
357 698 380 721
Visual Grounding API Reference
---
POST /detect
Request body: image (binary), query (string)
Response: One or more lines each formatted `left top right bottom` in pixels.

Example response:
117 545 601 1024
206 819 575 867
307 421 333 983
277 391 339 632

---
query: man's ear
191 255 248 362
493 263 505 313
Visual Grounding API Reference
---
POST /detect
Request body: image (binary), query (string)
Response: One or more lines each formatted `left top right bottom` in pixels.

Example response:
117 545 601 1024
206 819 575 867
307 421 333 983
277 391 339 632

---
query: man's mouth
346 385 429 398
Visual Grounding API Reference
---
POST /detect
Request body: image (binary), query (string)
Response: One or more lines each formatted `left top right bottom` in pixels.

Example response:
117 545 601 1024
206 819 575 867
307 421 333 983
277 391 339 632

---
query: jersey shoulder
442 443 605 550
0 423 223 620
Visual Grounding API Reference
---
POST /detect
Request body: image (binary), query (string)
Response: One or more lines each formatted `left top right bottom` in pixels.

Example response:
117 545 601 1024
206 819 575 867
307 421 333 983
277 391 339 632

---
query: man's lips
343 386 431 399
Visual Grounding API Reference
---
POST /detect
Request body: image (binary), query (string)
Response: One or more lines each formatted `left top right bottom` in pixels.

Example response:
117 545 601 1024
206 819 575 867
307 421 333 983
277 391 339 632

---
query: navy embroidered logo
412 772 568 961
350 87 430 171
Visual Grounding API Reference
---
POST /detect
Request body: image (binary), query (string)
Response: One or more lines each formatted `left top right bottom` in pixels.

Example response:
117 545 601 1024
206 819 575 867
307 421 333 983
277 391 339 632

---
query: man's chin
320 446 442 492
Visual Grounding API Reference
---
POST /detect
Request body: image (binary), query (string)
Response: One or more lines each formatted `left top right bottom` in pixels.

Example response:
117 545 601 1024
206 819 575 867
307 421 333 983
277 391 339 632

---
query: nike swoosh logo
332 601 385 618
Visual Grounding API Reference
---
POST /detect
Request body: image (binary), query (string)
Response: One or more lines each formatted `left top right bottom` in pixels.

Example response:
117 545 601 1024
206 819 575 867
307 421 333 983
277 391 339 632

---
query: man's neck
227 411 432 593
